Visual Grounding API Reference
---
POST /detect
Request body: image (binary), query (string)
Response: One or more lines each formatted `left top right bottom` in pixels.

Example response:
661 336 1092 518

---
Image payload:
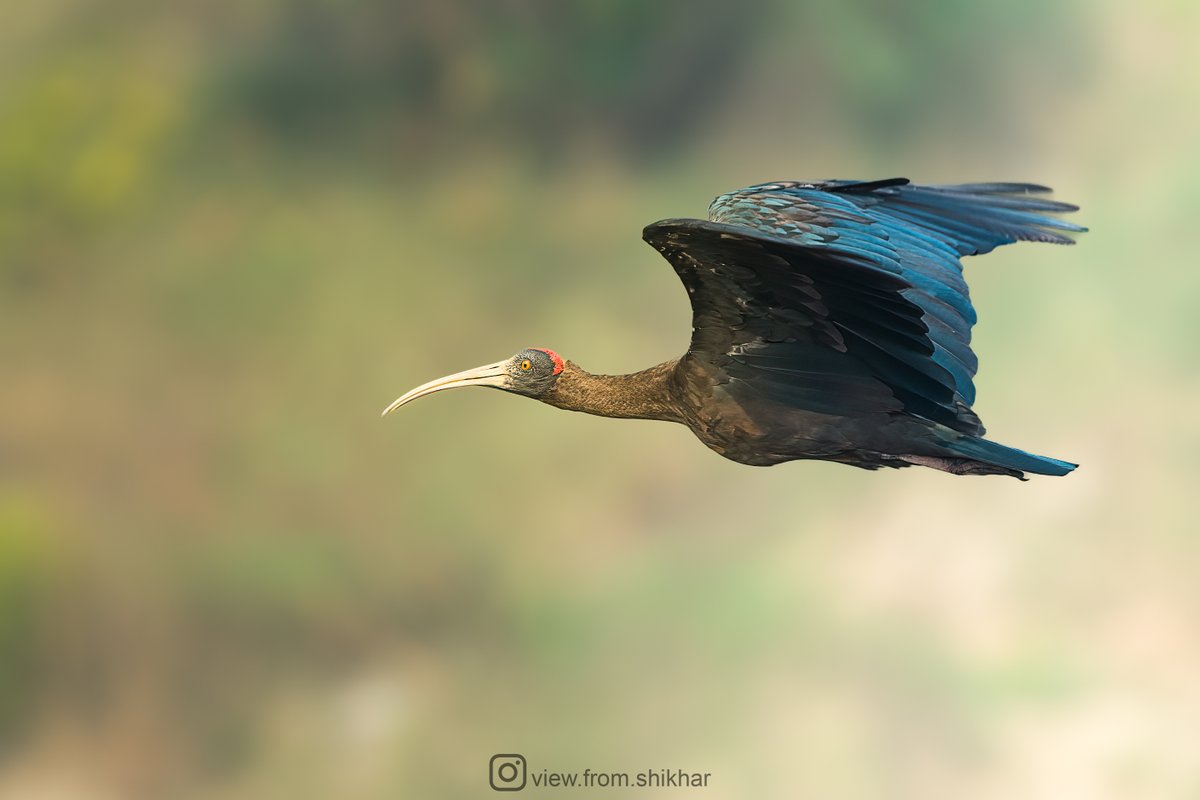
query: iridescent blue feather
708 179 1085 410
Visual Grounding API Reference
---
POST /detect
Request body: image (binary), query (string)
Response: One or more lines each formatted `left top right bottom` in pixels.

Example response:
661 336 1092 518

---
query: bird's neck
540 360 683 423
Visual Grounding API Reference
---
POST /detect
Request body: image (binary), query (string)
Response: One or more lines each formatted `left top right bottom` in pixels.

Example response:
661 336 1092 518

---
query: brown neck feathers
540 360 683 423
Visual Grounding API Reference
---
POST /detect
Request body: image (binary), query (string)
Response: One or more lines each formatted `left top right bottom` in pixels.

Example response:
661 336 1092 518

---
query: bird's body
385 178 1085 479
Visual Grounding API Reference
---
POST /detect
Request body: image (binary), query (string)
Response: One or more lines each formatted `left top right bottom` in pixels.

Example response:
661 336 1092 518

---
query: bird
383 178 1085 479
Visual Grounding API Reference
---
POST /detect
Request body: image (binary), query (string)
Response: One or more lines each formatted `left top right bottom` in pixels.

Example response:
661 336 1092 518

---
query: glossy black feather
644 219 966 427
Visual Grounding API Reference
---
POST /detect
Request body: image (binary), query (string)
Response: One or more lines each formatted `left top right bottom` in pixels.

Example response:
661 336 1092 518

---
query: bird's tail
944 435 1077 478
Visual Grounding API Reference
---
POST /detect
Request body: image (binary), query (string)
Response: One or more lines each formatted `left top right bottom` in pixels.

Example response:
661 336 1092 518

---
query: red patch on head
533 348 564 375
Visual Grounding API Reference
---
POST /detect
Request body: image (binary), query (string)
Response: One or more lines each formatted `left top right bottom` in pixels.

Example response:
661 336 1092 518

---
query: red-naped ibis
383 178 1084 479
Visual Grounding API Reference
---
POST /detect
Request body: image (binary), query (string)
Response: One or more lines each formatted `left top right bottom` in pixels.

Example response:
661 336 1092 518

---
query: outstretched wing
643 179 1083 433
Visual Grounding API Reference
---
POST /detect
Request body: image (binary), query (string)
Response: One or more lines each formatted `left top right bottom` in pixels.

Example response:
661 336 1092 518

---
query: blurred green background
2 1 1198 798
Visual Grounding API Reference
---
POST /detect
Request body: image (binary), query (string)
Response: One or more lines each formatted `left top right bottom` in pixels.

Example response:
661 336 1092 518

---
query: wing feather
645 178 1082 433
643 219 972 431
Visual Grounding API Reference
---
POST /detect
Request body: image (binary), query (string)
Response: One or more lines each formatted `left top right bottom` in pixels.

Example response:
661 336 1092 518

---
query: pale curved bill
381 360 510 416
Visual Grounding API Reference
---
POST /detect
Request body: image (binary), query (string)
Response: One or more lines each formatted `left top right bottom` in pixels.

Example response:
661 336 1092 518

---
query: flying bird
384 178 1084 479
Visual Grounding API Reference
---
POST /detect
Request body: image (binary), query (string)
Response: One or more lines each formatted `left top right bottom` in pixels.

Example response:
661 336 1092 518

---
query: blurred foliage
1 1 1198 798
0 495 59 745
204 0 769 162
0 50 179 272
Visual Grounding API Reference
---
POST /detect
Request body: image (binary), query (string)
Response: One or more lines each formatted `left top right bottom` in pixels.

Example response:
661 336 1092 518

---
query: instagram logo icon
489 753 527 791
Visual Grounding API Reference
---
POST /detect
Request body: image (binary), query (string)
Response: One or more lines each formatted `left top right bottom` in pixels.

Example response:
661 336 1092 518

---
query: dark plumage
384 178 1085 479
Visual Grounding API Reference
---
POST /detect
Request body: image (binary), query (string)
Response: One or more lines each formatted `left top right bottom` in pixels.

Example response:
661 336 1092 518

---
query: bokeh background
2 1 1198 798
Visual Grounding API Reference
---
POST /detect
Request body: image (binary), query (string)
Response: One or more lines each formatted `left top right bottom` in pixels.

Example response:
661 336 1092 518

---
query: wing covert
643 219 979 431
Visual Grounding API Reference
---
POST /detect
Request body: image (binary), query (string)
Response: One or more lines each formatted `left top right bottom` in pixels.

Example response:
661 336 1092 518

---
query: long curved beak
381 360 510 417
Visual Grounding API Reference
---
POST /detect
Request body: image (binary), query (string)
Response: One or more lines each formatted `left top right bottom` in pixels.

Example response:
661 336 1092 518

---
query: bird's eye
520 359 532 371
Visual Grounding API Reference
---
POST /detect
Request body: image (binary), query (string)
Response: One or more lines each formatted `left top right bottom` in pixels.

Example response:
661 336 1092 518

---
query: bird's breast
682 397 853 466
671 359 868 466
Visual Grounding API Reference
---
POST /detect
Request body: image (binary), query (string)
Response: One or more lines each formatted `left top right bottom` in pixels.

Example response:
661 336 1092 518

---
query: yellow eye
520 359 532 371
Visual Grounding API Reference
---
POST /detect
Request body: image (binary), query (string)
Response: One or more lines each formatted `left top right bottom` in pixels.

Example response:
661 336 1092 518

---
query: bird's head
382 347 565 416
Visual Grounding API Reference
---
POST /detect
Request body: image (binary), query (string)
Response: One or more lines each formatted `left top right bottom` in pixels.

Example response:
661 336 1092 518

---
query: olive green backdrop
1 1 1197 798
